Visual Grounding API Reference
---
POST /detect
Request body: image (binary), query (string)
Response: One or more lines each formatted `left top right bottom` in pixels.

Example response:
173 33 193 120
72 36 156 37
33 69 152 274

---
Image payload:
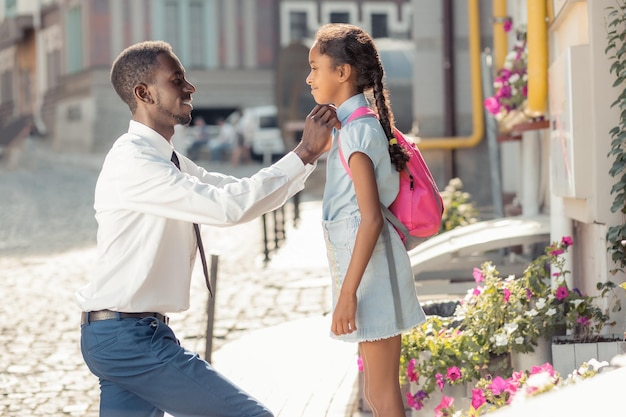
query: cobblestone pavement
0 142 333 416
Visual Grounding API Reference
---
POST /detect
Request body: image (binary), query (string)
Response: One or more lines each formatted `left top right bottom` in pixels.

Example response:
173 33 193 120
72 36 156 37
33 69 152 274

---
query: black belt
81 310 169 325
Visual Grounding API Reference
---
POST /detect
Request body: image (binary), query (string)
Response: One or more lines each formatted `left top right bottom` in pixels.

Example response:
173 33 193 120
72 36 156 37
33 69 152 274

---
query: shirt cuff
277 151 317 177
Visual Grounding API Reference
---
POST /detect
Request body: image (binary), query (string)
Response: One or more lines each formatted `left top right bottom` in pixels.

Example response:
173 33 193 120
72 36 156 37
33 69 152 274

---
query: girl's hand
331 293 357 335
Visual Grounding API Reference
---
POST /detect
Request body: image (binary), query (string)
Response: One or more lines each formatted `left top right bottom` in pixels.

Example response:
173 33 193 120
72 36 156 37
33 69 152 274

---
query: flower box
510 335 552 372
551 334 626 377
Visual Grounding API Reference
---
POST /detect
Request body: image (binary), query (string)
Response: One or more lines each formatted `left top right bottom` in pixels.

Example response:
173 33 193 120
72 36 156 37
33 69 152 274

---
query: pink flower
489 376 508 396
555 286 569 301
530 363 556 377
357 356 363 372
498 85 512 98
407 390 428 410
509 371 525 387
434 396 455 417
562 236 574 247
503 288 511 302
472 267 484 283
473 287 482 296
446 366 462 382
577 316 591 326
407 358 418 383
436 373 445 391
471 388 486 410
503 17 513 32
551 248 564 256
484 97 501 115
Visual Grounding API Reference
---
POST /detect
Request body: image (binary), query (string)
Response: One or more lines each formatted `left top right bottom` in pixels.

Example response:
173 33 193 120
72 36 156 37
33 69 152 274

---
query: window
371 13 388 38
66 6 83 74
163 1 180 52
259 114 278 129
4 0 16 17
289 11 307 42
329 12 349 23
189 1 205 68
1 70 13 104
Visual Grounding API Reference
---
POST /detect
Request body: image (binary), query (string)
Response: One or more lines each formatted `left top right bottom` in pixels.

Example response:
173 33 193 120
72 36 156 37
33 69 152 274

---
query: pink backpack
338 106 444 250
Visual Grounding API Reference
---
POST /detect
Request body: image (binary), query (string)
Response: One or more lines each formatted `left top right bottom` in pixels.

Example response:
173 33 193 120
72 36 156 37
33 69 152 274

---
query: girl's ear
337 63 352 82
134 83 153 104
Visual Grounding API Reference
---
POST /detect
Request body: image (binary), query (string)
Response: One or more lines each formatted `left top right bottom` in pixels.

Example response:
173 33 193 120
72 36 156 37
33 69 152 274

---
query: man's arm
293 104 338 165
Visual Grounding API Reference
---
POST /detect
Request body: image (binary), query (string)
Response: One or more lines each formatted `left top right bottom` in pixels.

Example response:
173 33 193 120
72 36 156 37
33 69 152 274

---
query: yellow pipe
493 0 508 70
418 0 483 150
547 0 554 23
525 0 548 117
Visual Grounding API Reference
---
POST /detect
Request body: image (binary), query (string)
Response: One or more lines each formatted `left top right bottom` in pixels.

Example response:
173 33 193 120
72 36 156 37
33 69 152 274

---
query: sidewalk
209 199 362 417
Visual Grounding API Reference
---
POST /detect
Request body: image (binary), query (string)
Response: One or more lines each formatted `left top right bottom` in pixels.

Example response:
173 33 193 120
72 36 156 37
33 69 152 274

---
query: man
76 40 337 417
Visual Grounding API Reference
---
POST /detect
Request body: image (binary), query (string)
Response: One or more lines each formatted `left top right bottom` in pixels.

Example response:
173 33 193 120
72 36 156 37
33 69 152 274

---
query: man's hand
294 104 339 165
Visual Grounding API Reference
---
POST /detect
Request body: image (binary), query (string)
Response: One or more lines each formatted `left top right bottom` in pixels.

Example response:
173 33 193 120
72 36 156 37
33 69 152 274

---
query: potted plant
401 316 488 415
550 278 626 377
483 23 530 133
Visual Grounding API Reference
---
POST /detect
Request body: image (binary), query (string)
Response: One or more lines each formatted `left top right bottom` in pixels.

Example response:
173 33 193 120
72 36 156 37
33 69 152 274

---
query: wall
549 1 625 318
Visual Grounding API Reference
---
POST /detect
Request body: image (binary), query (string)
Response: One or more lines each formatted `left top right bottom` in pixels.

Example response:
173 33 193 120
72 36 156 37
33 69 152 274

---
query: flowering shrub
401 316 488 410
439 178 479 233
401 237 616 413
433 361 608 417
483 25 528 121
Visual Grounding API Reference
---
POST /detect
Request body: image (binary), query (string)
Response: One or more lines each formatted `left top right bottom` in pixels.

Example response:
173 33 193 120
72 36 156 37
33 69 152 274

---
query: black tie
171 151 213 297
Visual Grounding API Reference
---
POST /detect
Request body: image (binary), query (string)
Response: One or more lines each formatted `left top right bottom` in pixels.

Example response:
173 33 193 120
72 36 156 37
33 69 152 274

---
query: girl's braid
372 63 409 172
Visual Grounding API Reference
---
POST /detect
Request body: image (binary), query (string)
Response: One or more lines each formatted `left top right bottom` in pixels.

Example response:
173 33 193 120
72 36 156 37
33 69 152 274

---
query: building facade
0 0 413 152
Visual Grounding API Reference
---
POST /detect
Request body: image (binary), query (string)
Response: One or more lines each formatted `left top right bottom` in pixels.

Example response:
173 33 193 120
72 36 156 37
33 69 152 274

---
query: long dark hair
313 23 409 172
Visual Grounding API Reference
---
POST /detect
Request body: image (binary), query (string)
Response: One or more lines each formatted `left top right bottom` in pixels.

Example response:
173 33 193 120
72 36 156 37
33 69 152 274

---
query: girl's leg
359 335 405 417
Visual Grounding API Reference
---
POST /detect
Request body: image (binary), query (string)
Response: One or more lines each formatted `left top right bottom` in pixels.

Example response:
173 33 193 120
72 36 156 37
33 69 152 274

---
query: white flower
536 298 546 309
515 337 524 344
504 322 519 334
546 308 557 316
426 322 434 334
586 358 609 371
493 332 509 347
525 371 553 391
571 299 584 308
509 73 520 83
525 309 538 317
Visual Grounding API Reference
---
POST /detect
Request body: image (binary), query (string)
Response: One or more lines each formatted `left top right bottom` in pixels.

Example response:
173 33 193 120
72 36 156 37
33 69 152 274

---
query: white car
239 105 286 163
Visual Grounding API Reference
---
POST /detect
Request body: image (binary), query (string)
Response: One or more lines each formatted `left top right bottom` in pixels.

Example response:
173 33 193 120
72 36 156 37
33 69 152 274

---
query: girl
306 24 426 417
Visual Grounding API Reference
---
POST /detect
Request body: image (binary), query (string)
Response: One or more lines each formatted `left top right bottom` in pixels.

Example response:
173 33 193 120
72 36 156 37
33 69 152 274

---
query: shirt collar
128 120 175 159
337 93 370 126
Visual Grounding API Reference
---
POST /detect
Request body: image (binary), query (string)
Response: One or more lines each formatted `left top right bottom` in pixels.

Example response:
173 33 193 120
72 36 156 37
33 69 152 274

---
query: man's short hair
110 40 175 113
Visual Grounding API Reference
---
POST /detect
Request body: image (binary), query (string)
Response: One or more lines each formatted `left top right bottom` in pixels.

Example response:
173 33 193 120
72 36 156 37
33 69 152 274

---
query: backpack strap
337 106 378 177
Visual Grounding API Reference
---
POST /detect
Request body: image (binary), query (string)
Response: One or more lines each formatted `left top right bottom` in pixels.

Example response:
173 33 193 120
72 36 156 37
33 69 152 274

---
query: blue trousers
80 316 274 417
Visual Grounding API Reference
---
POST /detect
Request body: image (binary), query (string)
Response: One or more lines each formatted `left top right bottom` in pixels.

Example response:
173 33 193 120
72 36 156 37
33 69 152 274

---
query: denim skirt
322 214 426 342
